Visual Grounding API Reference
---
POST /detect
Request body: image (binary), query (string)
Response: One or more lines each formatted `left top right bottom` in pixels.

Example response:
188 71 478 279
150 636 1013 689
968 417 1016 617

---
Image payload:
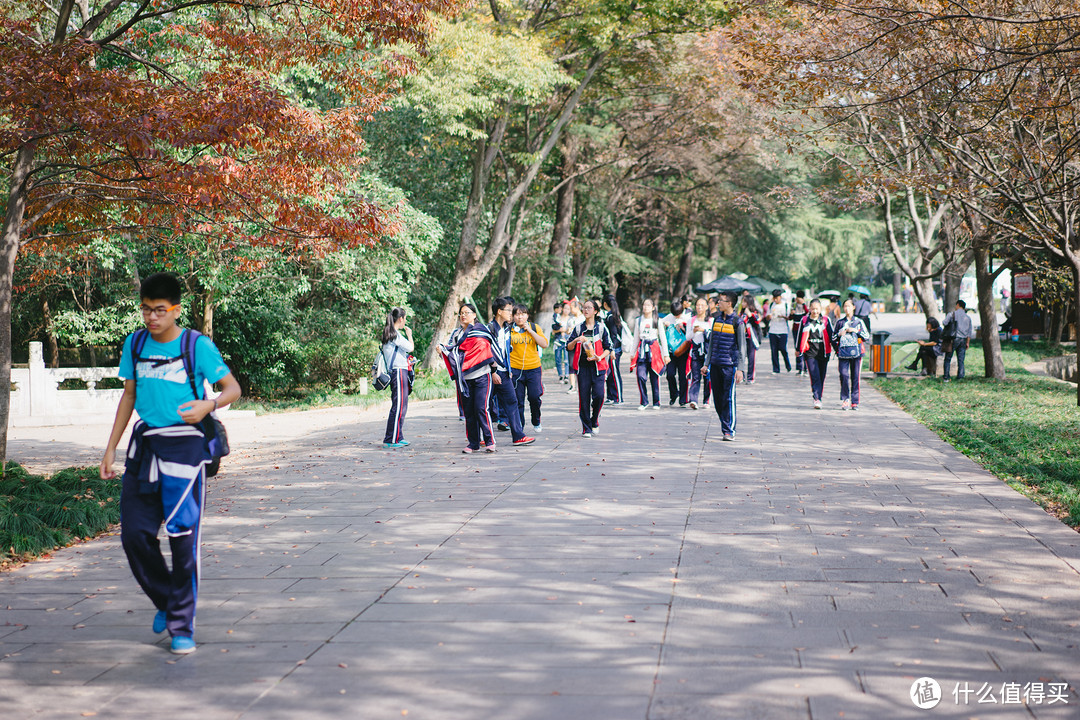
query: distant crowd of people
379 288 892 451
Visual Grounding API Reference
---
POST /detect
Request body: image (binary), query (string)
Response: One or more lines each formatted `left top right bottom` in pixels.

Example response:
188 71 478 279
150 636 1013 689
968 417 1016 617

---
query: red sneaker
513 436 536 446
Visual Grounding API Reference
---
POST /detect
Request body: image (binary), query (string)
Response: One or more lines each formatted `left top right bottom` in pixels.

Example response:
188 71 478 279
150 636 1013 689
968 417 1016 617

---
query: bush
214 302 307 397
0 463 120 564
305 334 379 392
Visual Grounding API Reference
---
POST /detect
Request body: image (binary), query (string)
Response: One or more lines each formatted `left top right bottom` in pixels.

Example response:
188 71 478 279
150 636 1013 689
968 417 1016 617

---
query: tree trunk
701 230 720 286
1074 266 1080 406
202 289 215 340
535 137 579 317
973 245 1005 380
421 120 507 369
674 215 698 299
43 299 59 367
942 264 966 311
496 199 528 299
882 187 946 321
912 278 938 320
1 142 36 469
570 239 591 299
892 269 903 303
422 53 605 369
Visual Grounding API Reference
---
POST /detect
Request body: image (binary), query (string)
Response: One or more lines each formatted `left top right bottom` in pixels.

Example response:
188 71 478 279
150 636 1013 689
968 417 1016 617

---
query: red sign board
1014 274 1033 299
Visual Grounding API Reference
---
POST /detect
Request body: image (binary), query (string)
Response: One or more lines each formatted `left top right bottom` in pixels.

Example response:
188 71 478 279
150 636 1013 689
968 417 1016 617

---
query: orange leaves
3 0 461 255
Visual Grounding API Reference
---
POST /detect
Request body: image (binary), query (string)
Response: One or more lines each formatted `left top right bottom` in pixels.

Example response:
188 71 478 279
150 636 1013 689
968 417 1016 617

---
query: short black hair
140 273 182 305
772 289 783 297
513 303 529 316
796 289 805 298
492 296 512 315
956 299 967 309
718 291 736 304
670 299 683 315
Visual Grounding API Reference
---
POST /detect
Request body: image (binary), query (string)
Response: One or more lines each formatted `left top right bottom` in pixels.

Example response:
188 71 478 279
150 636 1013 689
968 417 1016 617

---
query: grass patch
232 372 457 414
873 340 1080 528
0 463 120 567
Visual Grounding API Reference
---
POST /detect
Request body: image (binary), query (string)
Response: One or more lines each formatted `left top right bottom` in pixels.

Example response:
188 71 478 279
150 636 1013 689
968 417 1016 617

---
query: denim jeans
554 340 568 378
944 341 968 379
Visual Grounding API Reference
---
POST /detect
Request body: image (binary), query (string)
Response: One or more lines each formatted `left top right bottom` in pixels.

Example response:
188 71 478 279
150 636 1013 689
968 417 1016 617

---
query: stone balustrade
10 341 245 427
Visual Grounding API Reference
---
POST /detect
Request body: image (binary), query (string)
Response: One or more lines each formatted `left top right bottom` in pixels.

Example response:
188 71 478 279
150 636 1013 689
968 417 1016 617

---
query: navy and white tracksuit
834 316 870 407
705 311 748 437
464 372 495 449
798 316 834 402
568 322 612 433
604 313 625 403
632 316 667 407
122 422 208 639
381 336 413 444
488 321 526 442
687 316 711 404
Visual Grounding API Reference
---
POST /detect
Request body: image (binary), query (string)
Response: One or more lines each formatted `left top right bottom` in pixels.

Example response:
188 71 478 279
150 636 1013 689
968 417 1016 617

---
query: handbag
672 339 692 358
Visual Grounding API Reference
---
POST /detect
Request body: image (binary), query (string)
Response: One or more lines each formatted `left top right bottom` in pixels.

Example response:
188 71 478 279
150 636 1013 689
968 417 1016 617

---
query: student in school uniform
380 308 414 448
602 294 627 405
441 303 500 453
567 299 613 437
630 298 669 409
661 299 691 406
487 297 536 446
797 299 834 410
509 303 548 433
101 273 242 655
704 291 746 441
686 297 712 409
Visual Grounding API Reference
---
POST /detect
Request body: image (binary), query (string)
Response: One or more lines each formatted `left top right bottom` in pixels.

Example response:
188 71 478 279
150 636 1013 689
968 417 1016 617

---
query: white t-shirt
766 301 789 335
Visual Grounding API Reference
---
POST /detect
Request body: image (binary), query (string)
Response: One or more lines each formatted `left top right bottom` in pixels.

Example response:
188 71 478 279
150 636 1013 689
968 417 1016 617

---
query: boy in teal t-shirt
101 273 241 655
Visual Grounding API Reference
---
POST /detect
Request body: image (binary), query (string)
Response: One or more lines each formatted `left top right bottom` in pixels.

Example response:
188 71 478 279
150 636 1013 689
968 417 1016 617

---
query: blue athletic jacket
705 311 748 372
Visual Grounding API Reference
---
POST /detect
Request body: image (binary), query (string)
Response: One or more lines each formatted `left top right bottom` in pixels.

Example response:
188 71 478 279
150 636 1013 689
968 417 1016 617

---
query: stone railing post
28 341 46 417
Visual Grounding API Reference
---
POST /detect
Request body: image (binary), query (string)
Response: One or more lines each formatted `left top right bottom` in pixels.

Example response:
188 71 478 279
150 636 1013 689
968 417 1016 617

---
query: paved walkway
3 362 1080 719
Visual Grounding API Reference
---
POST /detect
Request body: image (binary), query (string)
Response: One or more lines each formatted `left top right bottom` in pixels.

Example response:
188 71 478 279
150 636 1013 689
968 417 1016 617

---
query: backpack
371 343 396 391
131 328 231 477
620 322 634 352
941 313 958 341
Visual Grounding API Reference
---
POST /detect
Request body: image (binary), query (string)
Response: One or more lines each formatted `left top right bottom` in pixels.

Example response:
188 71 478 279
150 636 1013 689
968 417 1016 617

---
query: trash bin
870 330 892 377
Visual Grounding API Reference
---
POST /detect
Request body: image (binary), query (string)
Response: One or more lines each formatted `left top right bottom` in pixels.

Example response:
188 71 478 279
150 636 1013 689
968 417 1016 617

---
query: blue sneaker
170 636 196 654
153 610 167 634
399 440 410 446
383 442 407 448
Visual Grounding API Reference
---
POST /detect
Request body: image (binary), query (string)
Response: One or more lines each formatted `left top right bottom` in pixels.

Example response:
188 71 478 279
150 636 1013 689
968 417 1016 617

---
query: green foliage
874 341 1080 527
0 464 120 564
305 333 380 392
406 17 573 139
215 295 307 397
51 306 142 347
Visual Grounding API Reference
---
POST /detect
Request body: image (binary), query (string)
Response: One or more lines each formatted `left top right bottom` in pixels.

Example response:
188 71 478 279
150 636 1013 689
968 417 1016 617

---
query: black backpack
131 328 231 476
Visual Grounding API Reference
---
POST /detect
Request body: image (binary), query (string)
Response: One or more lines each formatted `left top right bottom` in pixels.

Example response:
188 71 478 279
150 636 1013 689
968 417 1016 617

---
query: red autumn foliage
2 0 459 255
0 0 460 463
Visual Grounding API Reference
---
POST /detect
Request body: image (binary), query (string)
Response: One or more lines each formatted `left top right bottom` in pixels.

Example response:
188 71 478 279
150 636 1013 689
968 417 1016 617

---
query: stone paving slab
4 361 1080 719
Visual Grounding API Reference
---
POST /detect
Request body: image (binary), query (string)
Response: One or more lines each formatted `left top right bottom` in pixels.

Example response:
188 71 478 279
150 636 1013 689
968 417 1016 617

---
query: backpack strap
180 329 205 400
130 329 150 371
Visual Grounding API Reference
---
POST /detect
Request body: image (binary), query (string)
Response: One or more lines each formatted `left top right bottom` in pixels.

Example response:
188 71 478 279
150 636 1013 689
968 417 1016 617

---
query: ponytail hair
603 293 623 330
381 307 406 345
